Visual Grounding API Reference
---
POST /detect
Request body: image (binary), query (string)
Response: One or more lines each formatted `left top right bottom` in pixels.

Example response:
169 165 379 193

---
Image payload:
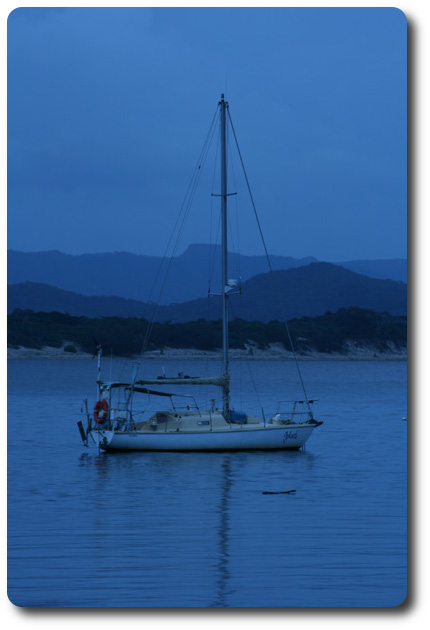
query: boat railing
274 399 317 422
169 394 201 416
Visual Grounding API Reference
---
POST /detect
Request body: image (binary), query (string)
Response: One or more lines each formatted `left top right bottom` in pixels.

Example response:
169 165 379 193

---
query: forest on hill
8 307 407 357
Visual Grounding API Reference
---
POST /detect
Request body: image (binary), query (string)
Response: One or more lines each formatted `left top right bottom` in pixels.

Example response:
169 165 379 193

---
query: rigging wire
137 105 218 336
208 123 221 295
209 213 222 293
228 300 261 415
227 108 311 406
139 104 219 357
228 141 242 281
226 141 241 281
205 123 223 386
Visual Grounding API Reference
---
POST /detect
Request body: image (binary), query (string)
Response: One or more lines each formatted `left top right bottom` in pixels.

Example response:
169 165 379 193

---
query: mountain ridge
8 262 407 322
7 247 406 305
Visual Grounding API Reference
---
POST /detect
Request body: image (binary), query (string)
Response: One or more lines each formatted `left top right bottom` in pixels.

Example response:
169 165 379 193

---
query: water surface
8 358 407 607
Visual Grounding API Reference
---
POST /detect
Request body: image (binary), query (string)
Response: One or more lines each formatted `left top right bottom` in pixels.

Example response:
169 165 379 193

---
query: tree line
7 307 407 357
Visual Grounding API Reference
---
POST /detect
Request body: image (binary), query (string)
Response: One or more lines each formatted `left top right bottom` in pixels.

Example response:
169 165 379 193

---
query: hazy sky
7 7 406 261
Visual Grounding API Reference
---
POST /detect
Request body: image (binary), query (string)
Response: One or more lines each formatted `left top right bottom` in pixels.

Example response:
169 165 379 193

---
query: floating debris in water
262 490 296 495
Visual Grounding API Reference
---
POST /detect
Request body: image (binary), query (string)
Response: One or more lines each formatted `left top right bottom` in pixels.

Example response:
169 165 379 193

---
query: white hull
90 423 317 452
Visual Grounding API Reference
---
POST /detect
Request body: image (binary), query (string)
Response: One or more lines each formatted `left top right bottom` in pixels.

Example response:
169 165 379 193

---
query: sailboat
77 95 322 452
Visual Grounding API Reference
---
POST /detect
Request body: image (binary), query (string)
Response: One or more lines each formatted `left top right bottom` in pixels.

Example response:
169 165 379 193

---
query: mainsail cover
99 375 229 391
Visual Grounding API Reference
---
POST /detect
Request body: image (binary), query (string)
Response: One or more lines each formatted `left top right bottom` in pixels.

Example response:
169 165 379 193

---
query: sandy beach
7 342 407 361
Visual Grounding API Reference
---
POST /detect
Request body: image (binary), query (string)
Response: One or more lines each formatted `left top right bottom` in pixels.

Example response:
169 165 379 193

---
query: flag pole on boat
96 344 102 398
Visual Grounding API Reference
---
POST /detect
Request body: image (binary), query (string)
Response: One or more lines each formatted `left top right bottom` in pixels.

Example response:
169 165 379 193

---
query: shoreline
7 343 407 362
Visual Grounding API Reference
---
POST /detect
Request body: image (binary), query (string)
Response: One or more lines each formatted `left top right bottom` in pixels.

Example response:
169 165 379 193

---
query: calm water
7 358 407 607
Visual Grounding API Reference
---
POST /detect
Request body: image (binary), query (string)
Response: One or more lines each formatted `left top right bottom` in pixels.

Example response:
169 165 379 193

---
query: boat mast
220 94 230 419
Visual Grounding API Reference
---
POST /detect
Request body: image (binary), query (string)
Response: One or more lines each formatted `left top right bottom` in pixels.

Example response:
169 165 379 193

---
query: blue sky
7 7 406 261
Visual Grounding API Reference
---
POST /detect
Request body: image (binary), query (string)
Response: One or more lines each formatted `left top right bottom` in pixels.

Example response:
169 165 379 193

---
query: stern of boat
89 428 115 450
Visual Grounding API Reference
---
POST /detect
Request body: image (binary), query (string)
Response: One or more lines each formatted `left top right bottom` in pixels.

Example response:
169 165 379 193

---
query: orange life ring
94 399 109 424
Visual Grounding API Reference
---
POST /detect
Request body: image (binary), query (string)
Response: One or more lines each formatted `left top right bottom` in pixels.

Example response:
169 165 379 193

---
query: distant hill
7 248 407 306
8 263 407 322
154 263 406 322
7 246 316 305
7 282 148 319
339 259 407 283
